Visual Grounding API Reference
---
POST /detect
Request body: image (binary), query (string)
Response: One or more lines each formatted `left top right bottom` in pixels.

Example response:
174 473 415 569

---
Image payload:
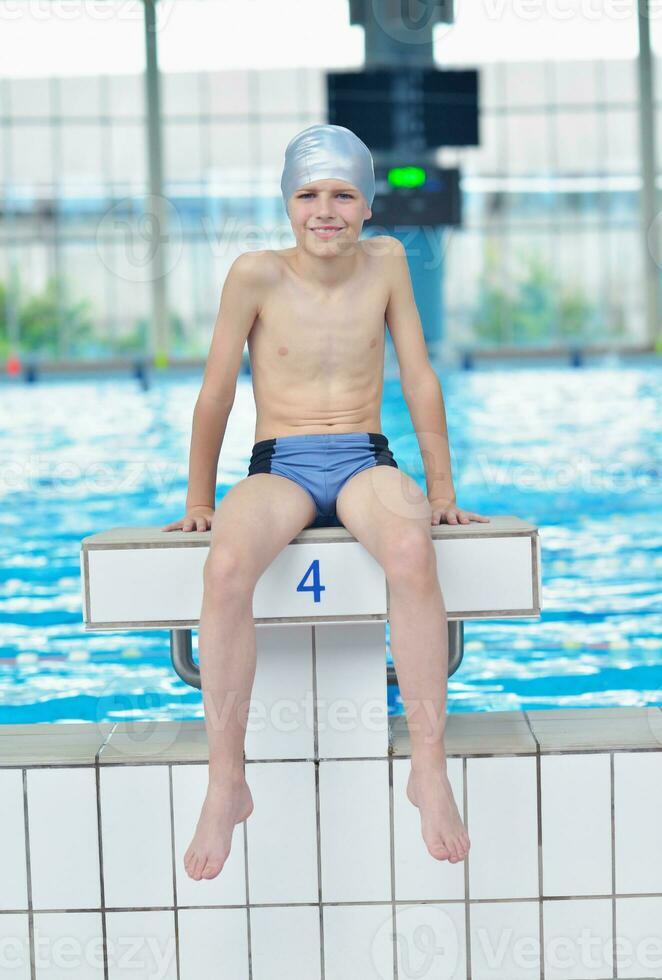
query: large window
0 0 655 360
442 57 643 347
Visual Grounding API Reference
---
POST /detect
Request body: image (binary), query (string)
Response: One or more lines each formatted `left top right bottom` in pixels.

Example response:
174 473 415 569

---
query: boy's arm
185 252 264 510
384 237 457 508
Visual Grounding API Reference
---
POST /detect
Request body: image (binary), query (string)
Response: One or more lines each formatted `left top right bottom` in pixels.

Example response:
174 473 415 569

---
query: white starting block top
81 516 541 630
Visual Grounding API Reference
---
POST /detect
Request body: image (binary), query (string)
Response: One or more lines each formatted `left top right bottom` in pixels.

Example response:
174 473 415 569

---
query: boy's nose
315 199 336 217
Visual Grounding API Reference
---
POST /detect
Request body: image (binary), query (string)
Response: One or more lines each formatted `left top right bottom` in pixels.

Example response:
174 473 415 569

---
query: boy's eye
299 192 353 199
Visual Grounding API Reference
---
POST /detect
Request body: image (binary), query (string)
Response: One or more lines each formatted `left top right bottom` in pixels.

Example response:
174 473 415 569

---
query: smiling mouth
310 227 344 237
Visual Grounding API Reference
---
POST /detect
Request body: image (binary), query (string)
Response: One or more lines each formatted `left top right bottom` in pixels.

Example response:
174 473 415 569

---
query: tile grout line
95 724 115 980
388 755 398 980
536 739 545 978
312 624 326 980
385 745 660 762
611 752 617 979
21 769 35 980
91 752 410 768
94 765 109 980
463 756 471 980
14 893 656 914
524 711 545 980
244 678 253 980
243 816 252 980
167 765 181 980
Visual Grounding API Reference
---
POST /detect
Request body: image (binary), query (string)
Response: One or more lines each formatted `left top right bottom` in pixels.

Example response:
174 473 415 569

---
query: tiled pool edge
2 706 661 765
1 707 661 980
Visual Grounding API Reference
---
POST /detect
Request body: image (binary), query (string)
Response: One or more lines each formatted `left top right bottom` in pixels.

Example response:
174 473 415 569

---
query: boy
163 123 489 882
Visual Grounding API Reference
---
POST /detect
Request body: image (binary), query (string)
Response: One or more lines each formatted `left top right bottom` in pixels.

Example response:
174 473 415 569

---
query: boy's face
287 178 372 254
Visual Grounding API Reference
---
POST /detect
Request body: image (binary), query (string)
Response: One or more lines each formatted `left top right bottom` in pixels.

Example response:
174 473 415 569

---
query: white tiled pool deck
1 705 661 980
10 506 660 978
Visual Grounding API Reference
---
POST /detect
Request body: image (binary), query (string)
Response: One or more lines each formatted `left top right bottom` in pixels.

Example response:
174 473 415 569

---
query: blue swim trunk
247 430 399 528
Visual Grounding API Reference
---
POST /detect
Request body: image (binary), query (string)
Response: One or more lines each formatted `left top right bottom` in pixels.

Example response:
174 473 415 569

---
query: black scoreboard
327 67 479 152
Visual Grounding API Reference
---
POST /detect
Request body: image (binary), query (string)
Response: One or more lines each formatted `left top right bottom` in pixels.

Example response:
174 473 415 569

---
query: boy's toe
427 837 451 861
202 861 222 879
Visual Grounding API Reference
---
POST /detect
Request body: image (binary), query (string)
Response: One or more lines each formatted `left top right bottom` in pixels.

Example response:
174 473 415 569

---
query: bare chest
248 257 389 381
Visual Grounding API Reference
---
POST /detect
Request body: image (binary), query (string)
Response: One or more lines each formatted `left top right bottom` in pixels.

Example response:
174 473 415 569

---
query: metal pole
350 0 446 348
636 0 661 349
2 79 20 361
171 621 464 692
169 629 200 689
143 0 169 363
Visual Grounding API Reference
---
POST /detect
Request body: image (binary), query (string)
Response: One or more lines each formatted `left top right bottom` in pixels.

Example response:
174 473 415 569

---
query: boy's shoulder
231 249 273 271
229 249 280 287
366 234 401 249
360 235 406 263
367 234 404 254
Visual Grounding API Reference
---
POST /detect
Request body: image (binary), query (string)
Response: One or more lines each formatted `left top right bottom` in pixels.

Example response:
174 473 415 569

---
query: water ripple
1 363 660 721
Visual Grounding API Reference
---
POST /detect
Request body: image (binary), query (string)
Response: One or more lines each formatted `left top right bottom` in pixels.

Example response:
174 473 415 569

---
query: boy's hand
162 505 215 532
429 499 490 526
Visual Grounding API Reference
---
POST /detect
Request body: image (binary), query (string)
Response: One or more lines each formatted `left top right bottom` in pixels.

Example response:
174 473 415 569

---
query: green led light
387 166 427 188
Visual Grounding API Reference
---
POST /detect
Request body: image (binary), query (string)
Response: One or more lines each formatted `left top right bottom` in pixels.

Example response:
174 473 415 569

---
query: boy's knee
204 547 254 594
383 529 436 584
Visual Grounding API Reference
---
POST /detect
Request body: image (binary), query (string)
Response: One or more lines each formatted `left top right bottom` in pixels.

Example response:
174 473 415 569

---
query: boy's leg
184 472 316 881
335 464 470 864
199 472 316 777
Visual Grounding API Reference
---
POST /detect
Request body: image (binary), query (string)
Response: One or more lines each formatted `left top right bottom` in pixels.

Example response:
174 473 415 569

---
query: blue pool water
1 359 660 724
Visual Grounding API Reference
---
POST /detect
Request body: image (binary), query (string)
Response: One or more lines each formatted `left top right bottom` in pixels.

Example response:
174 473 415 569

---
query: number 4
296 559 326 603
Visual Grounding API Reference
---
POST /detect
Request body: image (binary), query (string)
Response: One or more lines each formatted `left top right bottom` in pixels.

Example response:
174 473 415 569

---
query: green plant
0 279 8 358
0 275 96 357
126 313 188 354
22 276 95 356
0 276 191 358
471 244 618 345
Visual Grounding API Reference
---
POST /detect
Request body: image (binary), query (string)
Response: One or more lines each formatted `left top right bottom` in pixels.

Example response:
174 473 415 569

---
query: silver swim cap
281 124 375 215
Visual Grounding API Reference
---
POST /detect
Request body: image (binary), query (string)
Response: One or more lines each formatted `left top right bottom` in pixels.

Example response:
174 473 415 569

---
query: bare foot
406 763 470 863
183 775 254 881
